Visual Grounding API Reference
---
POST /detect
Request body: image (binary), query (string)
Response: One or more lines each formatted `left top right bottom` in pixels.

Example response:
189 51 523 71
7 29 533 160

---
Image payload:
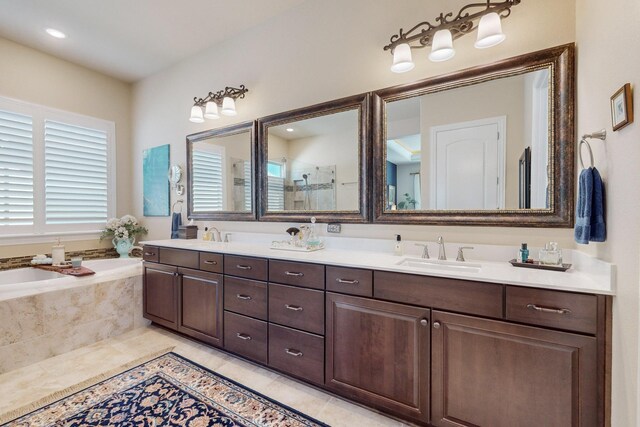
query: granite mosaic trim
0 247 118 271
285 182 335 192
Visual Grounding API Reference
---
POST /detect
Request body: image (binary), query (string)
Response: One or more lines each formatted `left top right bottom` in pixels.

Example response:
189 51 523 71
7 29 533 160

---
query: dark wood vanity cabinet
325 293 431 423
143 247 610 427
431 311 598 427
143 262 178 329
177 268 223 346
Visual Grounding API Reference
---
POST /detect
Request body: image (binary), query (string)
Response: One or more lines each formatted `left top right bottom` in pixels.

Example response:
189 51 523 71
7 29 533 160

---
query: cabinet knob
433 321 441 329
420 318 429 327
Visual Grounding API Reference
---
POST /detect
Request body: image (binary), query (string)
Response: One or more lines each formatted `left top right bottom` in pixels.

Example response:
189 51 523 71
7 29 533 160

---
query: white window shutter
0 109 33 226
268 176 285 211
244 161 252 211
44 120 109 224
192 150 223 212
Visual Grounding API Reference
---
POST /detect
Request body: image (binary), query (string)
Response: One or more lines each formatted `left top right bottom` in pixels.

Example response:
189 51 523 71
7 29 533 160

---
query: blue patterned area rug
1 352 329 426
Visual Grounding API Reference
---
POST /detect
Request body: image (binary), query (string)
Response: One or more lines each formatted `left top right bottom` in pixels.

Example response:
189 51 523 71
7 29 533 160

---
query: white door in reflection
430 117 505 210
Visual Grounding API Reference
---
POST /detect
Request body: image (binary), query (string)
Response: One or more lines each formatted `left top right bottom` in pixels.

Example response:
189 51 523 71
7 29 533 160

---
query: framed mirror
186 121 256 221
373 44 575 227
258 93 370 223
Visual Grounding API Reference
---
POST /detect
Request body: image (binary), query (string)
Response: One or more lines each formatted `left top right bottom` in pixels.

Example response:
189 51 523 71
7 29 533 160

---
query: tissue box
178 225 198 239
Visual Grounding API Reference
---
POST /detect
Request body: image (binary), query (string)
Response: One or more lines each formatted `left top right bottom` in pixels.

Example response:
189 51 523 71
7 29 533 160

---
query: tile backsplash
0 247 118 271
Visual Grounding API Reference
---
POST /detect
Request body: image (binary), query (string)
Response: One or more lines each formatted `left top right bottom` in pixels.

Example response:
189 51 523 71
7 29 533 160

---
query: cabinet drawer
506 286 598 334
142 245 159 263
224 255 268 281
326 266 372 297
269 324 324 385
199 252 223 273
269 283 324 335
269 260 324 290
159 247 199 269
374 271 503 318
223 311 267 364
224 277 268 320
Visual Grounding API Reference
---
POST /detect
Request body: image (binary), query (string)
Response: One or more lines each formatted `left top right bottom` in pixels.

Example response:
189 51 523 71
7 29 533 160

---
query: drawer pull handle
236 294 252 300
144 252 155 256
285 348 303 357
526 304 572 315
236 264 252 270
285 304 303 312
285 271 304 277
236 333 252 340
204 260 218 265
336 278 359 285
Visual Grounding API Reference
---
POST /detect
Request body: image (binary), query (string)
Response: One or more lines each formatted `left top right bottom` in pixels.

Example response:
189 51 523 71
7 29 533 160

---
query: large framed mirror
373 44 575 227
187 121 256 221
258 94 370 223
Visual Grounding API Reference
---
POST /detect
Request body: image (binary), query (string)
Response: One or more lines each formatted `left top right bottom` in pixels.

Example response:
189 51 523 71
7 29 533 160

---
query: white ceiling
0 0 305 82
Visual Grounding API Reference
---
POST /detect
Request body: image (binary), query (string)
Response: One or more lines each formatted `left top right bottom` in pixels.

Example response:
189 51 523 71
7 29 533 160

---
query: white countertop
142 237 615 296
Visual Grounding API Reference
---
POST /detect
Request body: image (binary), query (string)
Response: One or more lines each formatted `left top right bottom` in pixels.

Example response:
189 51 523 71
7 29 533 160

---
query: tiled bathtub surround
0 275 147 373
0 247 118 271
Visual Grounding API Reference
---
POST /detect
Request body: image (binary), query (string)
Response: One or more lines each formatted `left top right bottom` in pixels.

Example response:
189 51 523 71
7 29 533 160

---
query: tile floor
0 325 412 426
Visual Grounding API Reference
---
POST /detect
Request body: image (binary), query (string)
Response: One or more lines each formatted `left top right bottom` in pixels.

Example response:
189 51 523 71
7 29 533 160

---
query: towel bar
578 129 606 169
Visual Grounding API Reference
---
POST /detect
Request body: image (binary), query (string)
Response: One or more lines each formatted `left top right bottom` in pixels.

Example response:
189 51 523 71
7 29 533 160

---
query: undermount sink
396 258 482 273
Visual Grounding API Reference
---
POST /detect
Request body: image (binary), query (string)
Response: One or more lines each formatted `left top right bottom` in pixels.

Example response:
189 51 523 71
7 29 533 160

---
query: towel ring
578 139 594 169
172 199 183 214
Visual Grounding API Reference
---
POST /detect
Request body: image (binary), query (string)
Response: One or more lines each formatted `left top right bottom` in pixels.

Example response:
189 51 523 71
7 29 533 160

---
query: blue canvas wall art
143 144 170 216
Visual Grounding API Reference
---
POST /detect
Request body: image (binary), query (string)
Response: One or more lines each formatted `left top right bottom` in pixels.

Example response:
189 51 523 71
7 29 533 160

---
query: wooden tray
33 264 96 276
509 259 571 272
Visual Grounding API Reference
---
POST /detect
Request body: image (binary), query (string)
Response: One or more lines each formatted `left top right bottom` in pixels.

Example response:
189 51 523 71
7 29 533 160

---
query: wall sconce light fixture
384 0 521 73
189 85 249 123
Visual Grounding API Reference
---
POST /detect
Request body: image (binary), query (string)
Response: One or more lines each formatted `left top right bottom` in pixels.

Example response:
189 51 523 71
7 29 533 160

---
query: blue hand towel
171 212 182 239
574 168 593 244
589 167 606 242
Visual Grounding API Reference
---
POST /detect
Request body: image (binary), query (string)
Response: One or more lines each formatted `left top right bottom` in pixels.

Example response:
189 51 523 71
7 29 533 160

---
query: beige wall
132 0 576 245
0 37 132 258
576 1 640 425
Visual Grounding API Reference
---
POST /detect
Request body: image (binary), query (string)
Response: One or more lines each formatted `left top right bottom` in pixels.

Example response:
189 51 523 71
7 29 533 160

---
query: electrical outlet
327 223 341 233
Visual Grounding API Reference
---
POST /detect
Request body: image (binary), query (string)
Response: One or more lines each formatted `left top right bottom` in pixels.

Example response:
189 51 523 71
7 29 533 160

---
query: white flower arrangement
101 215 148 241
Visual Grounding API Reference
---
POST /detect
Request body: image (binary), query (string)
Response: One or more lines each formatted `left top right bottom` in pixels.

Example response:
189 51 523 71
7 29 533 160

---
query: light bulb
390 43 415 73
189 105 204 123
204 101 220 119
475 12 506 49
429 30 455 62
221 97 237 116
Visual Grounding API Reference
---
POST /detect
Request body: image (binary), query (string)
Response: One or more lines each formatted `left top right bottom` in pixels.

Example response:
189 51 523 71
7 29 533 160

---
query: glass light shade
204 101 220 119
221 97 237 116
475 12 506 49
429 30 455 62
390 43 415 73
189 105 204 123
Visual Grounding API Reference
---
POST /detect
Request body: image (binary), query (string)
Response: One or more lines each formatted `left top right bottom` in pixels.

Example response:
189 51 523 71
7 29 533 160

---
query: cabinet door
178 268 223 347
325 293 430 423
143 263 178 329
431 311 597 427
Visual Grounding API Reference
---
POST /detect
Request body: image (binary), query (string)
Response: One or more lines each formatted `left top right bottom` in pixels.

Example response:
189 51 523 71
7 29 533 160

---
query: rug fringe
0 346 175 424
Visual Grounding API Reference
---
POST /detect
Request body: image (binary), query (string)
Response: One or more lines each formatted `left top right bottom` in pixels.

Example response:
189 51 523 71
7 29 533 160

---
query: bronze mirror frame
372 43 575 227
257 93 370 223
186 121 257 221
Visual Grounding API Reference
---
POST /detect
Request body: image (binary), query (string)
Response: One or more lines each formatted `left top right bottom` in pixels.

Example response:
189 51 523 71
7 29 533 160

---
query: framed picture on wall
143 144 170 216
611 83 633 131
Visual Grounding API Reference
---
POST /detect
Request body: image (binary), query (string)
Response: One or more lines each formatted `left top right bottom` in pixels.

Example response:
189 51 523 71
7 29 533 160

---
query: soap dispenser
52 238 65 266
394 234 403 256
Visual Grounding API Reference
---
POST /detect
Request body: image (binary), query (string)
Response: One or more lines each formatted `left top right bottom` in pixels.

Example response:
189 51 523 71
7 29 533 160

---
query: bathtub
0 257 142 301
0 257 146 373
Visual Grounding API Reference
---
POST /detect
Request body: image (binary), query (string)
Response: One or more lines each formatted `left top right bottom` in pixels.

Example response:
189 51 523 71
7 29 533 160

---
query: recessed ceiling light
45 28 67 39
286 128 294 132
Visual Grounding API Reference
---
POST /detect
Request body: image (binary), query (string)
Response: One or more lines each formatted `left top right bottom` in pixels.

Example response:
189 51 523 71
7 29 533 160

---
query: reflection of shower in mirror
287 163 336 211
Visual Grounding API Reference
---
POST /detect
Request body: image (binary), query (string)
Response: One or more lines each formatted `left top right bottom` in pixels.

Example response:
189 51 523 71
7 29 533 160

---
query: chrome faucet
415 243 430 259
437 236 446 260
456 246 474 262
210 226 222 242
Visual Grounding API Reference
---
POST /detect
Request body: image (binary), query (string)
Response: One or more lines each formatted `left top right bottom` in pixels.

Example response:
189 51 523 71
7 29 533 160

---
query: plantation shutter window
44 120 109 224
244 161 252 211
0 109 33 227
192 150 224 212
267 161 285 211
0 95 115 240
